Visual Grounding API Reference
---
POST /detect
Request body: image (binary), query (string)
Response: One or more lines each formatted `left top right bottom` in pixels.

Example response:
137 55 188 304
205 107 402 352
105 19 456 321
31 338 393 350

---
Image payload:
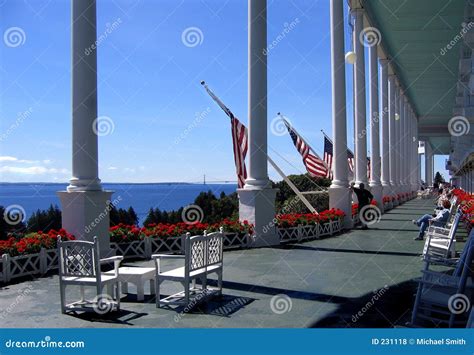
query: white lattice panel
111 240 147 259
330 220 342 234
222 233 250 249
45 249 58 272
9 254 41 279
150 236 184 254
278 226 299 242
319 221 332 236
299 225 318 240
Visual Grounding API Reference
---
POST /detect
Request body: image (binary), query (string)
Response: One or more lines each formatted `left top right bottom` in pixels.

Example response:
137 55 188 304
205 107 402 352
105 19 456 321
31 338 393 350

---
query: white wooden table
106 267 155 301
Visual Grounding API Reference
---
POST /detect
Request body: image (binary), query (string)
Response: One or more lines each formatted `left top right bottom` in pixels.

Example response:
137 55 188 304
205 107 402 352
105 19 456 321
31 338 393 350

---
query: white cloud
108 166 118 170
0 166 69 175
0 156 18 162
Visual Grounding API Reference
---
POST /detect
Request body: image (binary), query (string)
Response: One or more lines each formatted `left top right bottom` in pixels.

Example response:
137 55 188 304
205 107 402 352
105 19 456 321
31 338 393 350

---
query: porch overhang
361 0 467 154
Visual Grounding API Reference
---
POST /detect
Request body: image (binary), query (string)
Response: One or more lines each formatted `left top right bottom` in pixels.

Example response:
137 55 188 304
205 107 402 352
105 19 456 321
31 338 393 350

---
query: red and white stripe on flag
231 117 248 188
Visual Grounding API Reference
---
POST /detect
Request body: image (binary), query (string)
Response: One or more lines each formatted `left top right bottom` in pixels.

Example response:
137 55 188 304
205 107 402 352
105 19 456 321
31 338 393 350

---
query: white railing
0 219 345 285
1 248 59 283
277 218 343 243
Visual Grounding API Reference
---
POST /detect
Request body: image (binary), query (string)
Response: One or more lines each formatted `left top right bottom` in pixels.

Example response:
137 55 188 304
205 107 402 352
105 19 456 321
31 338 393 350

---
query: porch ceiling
362 0 466 154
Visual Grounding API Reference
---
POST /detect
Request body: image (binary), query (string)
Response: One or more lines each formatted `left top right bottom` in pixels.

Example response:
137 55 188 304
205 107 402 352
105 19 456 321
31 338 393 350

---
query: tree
0 206 26 240
26 204 61 233
434 171 445 185
109 204 139 226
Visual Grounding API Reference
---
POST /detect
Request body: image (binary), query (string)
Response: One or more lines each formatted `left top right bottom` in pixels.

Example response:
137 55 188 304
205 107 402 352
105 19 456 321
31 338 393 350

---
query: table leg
137 281 144 301
150 279 155 295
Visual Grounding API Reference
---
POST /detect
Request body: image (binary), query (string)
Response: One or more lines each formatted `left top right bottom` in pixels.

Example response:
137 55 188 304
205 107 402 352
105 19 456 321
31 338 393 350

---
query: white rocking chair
411 233 474 328
58 236 123 314
152 229 224 308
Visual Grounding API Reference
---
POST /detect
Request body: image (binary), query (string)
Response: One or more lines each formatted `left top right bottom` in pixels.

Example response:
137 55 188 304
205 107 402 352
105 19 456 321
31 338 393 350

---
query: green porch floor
0 198 466 328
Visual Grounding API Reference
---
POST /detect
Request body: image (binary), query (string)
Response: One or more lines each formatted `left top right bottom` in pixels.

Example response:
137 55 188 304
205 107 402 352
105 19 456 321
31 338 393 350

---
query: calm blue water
0 183 237 224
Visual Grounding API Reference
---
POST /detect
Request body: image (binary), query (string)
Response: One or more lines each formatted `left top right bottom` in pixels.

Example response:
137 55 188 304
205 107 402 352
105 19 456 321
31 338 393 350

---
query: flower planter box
1 248 58 283
330 218 343 234
111 240 147 259
319 221 333 236
222 232 251 249
277 224 319 243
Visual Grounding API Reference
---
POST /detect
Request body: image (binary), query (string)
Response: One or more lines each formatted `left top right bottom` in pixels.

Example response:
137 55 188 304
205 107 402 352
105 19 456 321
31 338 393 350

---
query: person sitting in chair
412 199 451 241
350 182 374 230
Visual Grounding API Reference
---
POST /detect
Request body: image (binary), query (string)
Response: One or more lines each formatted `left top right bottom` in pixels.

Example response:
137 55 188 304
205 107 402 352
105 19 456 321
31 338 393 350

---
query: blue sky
0 0 448 183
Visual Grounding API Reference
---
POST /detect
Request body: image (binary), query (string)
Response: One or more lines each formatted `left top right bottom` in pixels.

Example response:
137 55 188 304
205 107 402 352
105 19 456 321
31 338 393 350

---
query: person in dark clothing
350 182 374 229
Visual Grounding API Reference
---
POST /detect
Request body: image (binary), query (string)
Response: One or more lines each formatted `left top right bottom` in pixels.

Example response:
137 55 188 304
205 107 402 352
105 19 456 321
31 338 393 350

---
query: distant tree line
143 191 238 225
0 203 139 240
1 173 330 239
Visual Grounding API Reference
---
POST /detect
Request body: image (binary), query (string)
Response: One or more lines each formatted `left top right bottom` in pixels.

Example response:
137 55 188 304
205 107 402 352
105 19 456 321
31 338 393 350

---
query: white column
403 97 409 192
398 89 405 193
68 0 101 192
368 44 382 205
388 75 398 202
58 0 113 257
238 0 278 247
394 84 400 195
328 0 352 228
380 60 390 200
352 9 368 188
425 142 433 186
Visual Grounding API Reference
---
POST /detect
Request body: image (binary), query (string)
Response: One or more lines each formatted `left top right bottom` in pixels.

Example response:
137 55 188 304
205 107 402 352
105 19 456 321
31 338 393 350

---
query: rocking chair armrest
100 256 123 276
100 256 124 264
151 254 185 260
151 254 184 274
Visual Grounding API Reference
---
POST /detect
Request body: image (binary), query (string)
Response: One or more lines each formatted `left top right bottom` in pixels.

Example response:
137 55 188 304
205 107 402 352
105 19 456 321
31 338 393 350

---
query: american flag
202 82 247 188
323 135 355 178
284 120 328 178
367 158 371 180
347 148 355 172
323 136 334 179
231 117 248 188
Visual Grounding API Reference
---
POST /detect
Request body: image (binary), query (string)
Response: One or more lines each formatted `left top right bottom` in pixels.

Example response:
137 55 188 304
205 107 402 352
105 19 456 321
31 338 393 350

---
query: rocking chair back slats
59 240 100 279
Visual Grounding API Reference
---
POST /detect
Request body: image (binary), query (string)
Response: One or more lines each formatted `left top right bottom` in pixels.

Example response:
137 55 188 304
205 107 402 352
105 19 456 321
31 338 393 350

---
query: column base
67 177 102 192
238 188 279 247
329 183 353 229
57 190 114 257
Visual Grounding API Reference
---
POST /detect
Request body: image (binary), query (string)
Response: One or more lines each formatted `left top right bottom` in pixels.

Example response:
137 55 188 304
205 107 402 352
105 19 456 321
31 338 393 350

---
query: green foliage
434 171 445 184
26 204 61 233
144 190 239 226
273 173 330 210
0 205 27 240
280 192 329 214
109 204 139 226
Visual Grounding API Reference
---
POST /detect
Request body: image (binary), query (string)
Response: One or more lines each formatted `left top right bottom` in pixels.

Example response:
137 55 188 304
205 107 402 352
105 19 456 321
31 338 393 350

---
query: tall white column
352 9 368 188
328 0 352 228
388 75 398 203
238 0 278 247
58 0 113 257
380 60 390 200
368 44 382 205
405 104 411 193
425 142 433 186
394 84 400 195
398 90 405 193
403 97 409 192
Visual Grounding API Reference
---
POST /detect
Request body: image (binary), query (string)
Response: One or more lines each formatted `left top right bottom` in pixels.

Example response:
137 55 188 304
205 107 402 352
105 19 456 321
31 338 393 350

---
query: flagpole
201 81 234 120
277 113 327 165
